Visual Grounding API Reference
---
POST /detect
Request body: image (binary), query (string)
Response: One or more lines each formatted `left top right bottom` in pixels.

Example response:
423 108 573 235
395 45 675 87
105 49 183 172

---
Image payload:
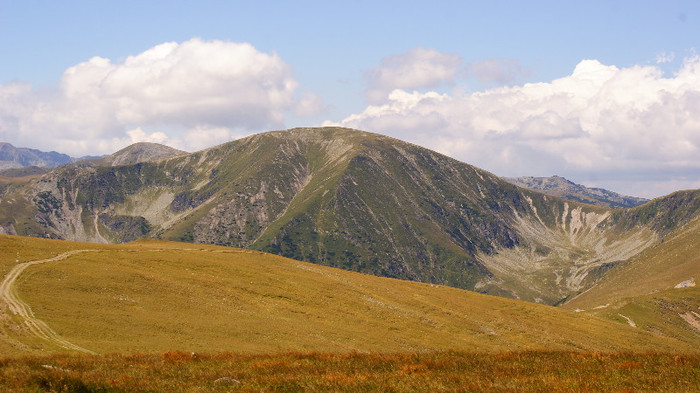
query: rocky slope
504 175 648 208
0 127 698 304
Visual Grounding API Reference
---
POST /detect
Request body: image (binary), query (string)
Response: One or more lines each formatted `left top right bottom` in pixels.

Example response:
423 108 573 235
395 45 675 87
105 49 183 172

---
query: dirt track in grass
0 250 97 354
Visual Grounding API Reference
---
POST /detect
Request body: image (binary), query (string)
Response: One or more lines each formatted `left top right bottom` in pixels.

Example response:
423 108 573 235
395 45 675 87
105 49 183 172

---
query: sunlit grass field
1 235 693 356
1 351 699 392
1 234 699 391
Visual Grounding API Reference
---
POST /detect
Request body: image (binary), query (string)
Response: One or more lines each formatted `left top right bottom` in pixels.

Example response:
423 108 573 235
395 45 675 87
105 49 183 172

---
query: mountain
0 127 698 305
0 141 184 170
503 175 648 208
69 142 186 167
0 234 693 356
0 142 73 169
563 211 700 343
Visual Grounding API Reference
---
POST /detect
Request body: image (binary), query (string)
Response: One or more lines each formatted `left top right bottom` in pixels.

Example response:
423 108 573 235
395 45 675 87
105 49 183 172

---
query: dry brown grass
0 351 699 392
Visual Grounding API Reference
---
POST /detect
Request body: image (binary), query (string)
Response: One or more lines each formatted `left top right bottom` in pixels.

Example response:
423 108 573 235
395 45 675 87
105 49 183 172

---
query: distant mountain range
0 142 74 169
0 142 185 177
1 127 698 307
504 175 649 208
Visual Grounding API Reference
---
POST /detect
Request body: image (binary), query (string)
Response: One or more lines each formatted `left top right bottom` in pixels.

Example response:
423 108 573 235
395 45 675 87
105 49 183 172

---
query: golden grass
0 235 694 357
0 351 699 392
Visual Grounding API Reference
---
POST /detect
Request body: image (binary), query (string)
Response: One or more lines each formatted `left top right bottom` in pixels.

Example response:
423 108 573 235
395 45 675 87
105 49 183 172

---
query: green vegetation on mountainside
1 127 699 304
603 190 700 235
0 235 694 357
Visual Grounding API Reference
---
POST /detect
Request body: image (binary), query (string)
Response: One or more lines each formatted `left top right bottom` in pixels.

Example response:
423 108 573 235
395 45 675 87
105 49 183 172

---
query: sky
1 0 699 198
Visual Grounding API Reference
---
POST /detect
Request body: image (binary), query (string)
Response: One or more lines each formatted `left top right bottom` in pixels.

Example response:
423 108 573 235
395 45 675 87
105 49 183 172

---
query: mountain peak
106 142 186 166
1 127 697 306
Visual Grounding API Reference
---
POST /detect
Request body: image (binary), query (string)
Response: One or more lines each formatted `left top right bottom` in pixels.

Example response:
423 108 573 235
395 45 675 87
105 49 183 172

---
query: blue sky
1 1 699 197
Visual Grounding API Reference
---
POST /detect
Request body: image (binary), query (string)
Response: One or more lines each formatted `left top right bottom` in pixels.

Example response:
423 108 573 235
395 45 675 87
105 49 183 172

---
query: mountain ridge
504 175 649 208
67 142 186 167
0 142 73 169
0 127 698 305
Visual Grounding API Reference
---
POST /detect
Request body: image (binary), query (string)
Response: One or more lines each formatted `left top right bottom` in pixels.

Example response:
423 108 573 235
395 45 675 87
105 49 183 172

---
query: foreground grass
1 351 699 392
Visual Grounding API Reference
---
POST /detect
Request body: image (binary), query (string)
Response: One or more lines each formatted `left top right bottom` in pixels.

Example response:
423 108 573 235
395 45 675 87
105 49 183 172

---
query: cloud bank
332 55 700 198
2 39 698 198
0 38 317 154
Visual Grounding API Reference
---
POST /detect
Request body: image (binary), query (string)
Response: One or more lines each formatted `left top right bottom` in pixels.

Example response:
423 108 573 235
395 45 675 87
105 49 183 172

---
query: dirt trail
0 250 97 354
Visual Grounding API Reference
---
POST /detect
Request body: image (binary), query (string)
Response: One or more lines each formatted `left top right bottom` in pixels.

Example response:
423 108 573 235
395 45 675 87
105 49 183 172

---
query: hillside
0 234 694 357
0 127 698 305
504 175 648 208
563 210 700 344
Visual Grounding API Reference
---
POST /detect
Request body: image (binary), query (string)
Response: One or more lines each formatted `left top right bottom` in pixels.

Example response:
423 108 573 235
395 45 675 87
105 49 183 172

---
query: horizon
1 1 699 198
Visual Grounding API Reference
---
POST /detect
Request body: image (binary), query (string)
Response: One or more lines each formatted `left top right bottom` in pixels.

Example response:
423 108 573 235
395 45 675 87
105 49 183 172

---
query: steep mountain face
0 127 697 304
0 143 73 169
504 175 648 208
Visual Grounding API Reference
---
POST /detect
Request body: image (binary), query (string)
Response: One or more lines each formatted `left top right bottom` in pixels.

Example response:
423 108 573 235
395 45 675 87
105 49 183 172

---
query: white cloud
467 58 526 85
125 128 170 145
293 91 326 117
656 51 675 64
0 38 314 155
335 57 700 198
177 126 244 152
365 47 462 103
61 39 298 128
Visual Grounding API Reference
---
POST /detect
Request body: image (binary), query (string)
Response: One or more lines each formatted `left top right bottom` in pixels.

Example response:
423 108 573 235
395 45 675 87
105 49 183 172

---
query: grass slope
2 351 699 392
564 215 700 345
0 235 695 357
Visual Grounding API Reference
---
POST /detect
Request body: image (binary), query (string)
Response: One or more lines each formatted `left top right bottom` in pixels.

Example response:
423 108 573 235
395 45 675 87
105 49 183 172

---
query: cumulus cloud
365 47 462 103
334 57 700 198
177 126 246 152
294 91 326 117
467 58 526 85
0 38 319 155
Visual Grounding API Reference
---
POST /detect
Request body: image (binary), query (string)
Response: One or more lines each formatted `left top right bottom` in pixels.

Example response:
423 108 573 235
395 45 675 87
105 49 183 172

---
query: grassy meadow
1 234 699 391
1 351 699 392
1 235 694 355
